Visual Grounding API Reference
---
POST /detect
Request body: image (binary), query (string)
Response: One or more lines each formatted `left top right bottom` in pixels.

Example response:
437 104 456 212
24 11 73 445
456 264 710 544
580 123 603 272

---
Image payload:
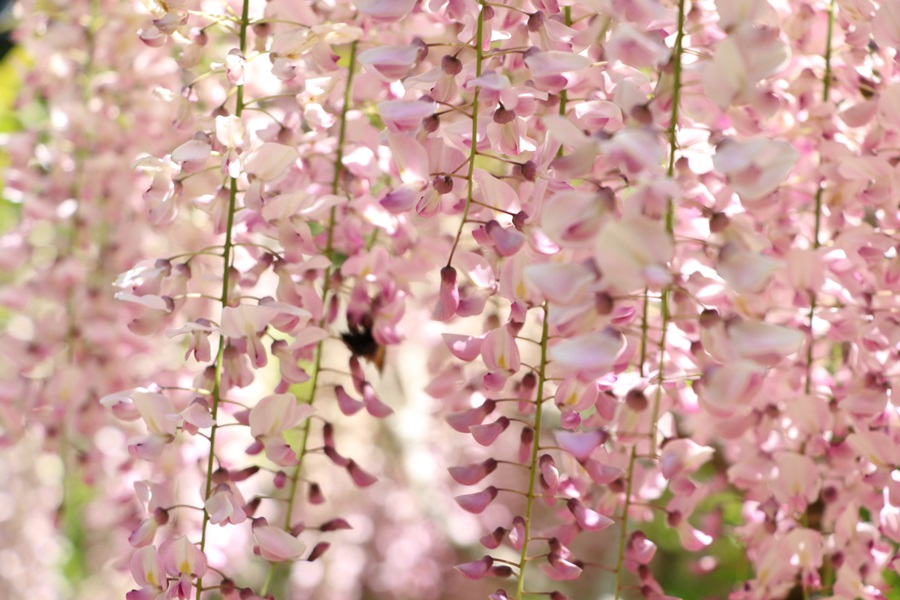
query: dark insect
340 316 386 373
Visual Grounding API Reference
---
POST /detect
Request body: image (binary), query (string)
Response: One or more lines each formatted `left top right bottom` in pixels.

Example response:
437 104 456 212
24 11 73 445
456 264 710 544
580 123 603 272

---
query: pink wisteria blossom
4 0 900 599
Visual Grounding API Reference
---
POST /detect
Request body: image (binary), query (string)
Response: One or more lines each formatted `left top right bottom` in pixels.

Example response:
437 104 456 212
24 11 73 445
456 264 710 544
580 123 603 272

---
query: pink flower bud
307 542 330 562
540 455 560 494
308 483 325 505
543 552 583 581
320 518 353 531
509 516 526 551
480 527 507 549
433 266 460 321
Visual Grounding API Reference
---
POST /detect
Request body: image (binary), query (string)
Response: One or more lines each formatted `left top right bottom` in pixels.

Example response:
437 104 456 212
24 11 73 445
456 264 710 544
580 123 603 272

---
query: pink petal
446 400 496 433
660 439 715 480
626 531 657 565
470 417 510 446
159 535 207 578
543 553 583 581
129 546 166 590
549 329 626 376
243 143 298 182
524 263 594 305
455 556 494 580
432 266 460 321
448 459 498 486
540 455 560 493
541 190 608 248
583 459 624 485
443 333 484 361
605 24 670 68
250 394 314 438
171 138 211 165
567 499 614 531
378 99 436 134
455 486 499 514
252 519 306 562
347 460 378 487
358 44 421 81
555 430 607 462
380 184 421 214
481 327 520 373
132 391 179 437
486 220 525 257
727 320 805 365
362 384 394 418
353 0 416 22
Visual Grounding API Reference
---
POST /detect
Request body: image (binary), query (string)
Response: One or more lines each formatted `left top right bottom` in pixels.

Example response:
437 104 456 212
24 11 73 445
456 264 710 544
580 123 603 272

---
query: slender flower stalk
261 39 359 599
805 0 834 395
446 0 485 267
645 0 685 445
617 3 685 596
196 2 251 597
514 302 550 600
282 40 358 530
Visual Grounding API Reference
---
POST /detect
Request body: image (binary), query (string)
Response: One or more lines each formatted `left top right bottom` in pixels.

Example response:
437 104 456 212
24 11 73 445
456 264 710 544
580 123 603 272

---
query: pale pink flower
358 44 422 81
242 143 298 182
594 216 673 292
252 518 306 562
702 24 790 107
770 453 820 513
549 329 626 377
159 535 207 578
219 304 278 368
713 137 798 200
129 546 167 595
378 99 437 134
605 24 670 69
353 0 417 22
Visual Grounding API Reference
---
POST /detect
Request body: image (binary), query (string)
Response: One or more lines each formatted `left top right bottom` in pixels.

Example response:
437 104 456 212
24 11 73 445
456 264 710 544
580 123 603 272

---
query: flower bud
442 54 463 75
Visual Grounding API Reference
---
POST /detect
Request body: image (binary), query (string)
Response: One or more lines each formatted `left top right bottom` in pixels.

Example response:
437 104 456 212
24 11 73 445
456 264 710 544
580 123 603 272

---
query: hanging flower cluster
1 0 899 599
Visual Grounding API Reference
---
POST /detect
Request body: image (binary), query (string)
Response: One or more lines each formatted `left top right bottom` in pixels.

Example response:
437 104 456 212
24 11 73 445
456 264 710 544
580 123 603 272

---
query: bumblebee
340 315 386 373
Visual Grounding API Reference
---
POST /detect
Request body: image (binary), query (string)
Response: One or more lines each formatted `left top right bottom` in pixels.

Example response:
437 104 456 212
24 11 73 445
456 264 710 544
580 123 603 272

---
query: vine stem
805 0 834 396
446 0 485 267
515 302 550 600
196 1 250 598
260 39 359 599
613 447 638 600
801 3 835 598
618 2 685 597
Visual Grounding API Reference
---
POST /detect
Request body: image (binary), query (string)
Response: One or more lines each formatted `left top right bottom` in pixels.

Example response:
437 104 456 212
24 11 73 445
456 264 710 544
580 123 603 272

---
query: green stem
261 39 359 600
800 3 835 597
196 1 250 598
515 302 550 600
446 0 485 267
621 4 684 596
559 7 571 117
613 448 638 600
647 291 671 457
805 0 833 396
60 0 100 585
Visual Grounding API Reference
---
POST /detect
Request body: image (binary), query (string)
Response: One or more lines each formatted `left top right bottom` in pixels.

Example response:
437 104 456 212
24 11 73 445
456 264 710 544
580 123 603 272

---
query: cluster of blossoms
1 0 899 599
